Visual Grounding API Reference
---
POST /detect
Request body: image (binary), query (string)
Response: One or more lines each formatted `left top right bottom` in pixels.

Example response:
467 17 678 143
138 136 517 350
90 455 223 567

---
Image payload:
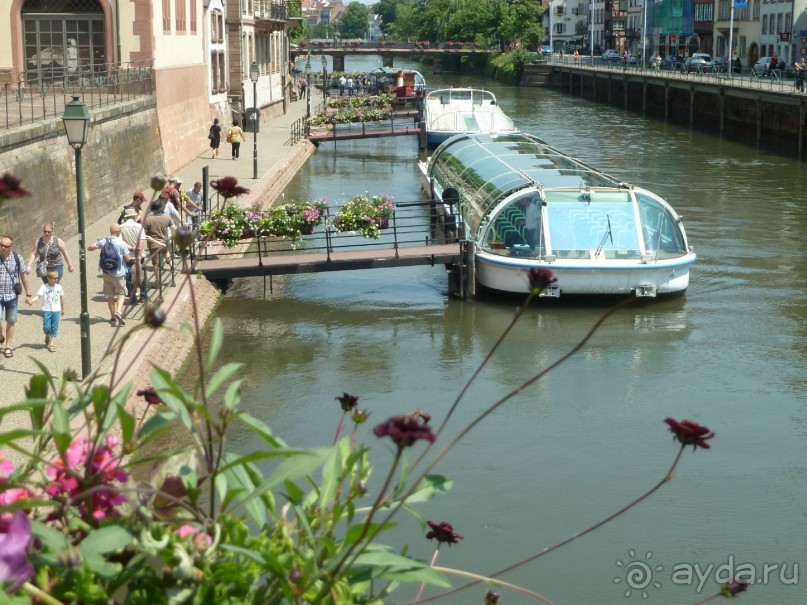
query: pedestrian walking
209 118 222 159
347 77 355 96
25 222 73 284
227 120 244 159
185 181 204 228
795 58 806 93
117 191 147 224
0 234 32 359
88 224 132 327
622 51 629 72
120 208 147 304
27 269 64 353
142 198 173 295
338 75 346 95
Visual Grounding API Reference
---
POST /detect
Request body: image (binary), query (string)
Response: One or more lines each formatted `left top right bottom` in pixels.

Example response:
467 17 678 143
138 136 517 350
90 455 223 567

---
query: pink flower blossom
176 524 212 547
0 451 13 478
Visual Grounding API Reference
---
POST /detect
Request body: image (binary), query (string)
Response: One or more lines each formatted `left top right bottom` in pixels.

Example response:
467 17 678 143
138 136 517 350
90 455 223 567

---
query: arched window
22 0 105 79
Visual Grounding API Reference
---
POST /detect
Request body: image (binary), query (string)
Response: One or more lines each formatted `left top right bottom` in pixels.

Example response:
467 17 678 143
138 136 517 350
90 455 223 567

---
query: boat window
481 195 544 257
543 190 640 259
636 193 686 258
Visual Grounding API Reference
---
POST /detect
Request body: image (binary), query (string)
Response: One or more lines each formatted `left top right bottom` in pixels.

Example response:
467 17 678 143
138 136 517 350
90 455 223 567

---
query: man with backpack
88 224 132 327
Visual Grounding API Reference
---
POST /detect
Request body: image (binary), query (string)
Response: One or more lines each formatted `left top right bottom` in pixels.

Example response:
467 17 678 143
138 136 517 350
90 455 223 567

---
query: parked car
661 55 684 70
602 49 621 61
712 56 730 72
691 53 714 69
683 56 708 73
753 56 772 76
539 45 552 56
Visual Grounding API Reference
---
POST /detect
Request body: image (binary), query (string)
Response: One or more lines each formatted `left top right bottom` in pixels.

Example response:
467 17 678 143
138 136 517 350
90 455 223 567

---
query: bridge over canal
290 44 494 72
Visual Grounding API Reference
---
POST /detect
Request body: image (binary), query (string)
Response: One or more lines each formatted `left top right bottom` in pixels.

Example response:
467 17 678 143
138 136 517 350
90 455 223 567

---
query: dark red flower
664 418 715 450
373 415 435 448
336 393 358 413
136 387 162 405
528 267 556 292
0 174 31 200
426 520 463 546
721 578 750 597
210 176 250 199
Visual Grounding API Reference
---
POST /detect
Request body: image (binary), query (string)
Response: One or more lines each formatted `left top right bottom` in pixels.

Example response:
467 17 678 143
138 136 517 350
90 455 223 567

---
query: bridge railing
551 57 803 94
1 60 155 130
192 199 462 263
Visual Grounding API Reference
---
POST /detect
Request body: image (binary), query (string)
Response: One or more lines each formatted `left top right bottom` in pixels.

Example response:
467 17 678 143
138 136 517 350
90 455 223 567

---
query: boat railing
193 199 463 263
427 108 516 133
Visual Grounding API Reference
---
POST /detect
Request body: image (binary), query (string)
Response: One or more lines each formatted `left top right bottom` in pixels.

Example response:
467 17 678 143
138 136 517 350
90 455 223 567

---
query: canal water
197 57 806 604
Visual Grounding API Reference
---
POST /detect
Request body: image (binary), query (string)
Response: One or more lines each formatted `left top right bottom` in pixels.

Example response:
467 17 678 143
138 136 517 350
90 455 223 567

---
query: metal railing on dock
193 199 462 265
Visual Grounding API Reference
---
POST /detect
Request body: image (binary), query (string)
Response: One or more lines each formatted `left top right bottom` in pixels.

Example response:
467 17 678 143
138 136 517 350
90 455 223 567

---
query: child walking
27 269 64 352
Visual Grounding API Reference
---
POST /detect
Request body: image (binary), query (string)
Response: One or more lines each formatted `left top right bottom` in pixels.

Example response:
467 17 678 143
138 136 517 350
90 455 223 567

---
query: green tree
373 0 398 33
339 2 370 39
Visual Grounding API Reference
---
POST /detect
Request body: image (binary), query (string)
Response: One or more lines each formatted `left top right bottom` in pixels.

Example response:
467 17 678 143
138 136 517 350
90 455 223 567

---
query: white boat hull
476 252 695 296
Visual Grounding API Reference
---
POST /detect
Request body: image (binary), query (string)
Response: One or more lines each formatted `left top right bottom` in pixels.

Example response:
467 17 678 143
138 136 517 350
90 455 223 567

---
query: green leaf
392 452 410 500
220 543 267 565
235 448 332 514
137 411 178 442
91 385 111 425
150 368 198 439
223 379 242 412
235 412 287 448
400 474 453 504
342 522 397 548
207 318 223 369
78 526 133 555
51 401 70 455
117 404 135 453
318 438 347 510
350 551 451 587
284 479 305 504
25 372 50 400
31 520 67 552
207 363 242 399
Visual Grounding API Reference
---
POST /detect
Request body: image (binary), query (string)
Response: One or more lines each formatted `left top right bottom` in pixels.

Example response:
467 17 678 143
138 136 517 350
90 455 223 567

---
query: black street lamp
305 55 312 120
321 55 328 97
249 61 259 180
61 96 92 378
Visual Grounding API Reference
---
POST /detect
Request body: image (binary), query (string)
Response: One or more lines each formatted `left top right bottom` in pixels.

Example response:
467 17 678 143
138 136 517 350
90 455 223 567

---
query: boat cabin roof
428 133 630 231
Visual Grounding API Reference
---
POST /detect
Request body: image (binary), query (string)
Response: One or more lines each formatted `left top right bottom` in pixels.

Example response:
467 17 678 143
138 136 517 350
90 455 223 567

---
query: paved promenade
1 89 320 416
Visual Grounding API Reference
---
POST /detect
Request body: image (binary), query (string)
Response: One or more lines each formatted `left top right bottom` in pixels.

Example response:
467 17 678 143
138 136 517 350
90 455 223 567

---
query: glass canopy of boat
427 133 688 261
428 133 625 231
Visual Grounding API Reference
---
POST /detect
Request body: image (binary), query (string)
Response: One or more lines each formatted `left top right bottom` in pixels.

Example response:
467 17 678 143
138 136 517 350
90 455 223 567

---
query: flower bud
150 175 168 191
173 226 194 251
144 305 167 328
351 408 369 424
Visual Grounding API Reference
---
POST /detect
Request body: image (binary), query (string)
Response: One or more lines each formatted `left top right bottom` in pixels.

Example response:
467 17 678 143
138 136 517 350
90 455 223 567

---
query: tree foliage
374 0 543 49
339 2 370 39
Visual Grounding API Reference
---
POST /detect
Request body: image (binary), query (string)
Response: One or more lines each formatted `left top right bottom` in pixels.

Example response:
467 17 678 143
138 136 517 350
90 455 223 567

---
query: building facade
2 0 299 171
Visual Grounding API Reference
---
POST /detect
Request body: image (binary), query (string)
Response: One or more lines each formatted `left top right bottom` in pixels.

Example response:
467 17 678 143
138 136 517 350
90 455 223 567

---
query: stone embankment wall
0 98 164 247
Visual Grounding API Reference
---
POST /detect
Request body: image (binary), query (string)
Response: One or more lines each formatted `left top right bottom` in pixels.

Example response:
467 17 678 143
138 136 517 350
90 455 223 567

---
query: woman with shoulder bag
26 222 73 284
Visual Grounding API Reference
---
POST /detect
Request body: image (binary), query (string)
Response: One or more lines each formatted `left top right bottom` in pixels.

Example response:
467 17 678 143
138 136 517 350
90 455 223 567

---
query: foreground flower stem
181 255 218 521
413 445 686 603
23 582 63 605
310 448 404 604
429 566 556 605
414 547 441 603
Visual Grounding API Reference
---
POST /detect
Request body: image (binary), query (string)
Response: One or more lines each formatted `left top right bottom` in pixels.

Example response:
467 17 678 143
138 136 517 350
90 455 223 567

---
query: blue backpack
99 238 121 273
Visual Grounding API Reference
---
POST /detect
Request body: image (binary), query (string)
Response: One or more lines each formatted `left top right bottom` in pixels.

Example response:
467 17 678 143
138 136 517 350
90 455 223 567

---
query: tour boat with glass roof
419 133 696 297
423 88 519 146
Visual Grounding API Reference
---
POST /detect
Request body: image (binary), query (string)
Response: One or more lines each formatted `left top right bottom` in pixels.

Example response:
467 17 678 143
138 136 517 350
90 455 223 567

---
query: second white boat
423 88 519 147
